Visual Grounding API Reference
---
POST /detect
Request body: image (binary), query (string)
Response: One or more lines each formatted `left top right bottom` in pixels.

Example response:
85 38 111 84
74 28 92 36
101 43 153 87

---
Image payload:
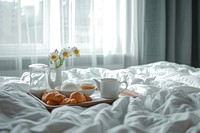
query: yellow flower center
51 55 57 60
63 51 69 57
74 49 79 55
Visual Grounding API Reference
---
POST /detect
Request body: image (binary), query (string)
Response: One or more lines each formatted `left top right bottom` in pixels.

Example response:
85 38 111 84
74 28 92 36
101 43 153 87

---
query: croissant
70 91 86 103
41 91 54 103
60 98 77 105
41 90 66 105
41 90 93 105
85 96 92 101
46 100 59 105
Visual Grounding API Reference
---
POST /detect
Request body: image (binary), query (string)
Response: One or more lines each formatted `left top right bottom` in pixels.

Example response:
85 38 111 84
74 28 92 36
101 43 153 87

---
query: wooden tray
28 92 116 111
28 89 139 111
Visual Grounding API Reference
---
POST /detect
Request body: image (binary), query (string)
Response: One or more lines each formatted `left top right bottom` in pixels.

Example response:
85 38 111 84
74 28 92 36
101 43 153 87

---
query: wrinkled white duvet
1 61 200 133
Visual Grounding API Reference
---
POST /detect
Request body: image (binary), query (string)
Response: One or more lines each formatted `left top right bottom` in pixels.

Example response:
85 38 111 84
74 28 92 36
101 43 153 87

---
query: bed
0 61 200 133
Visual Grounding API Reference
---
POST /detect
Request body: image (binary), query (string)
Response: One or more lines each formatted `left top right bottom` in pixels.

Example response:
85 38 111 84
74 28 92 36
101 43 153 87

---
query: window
60 0 104 53
0 0 138 76
0 0 47 57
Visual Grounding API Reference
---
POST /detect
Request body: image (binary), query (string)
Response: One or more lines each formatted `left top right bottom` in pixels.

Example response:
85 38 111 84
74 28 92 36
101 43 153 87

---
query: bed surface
1 61 200 133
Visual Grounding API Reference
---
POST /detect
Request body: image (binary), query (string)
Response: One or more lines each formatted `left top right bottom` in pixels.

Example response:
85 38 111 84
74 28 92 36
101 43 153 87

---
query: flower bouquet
47 46 80 89
48 46 80 68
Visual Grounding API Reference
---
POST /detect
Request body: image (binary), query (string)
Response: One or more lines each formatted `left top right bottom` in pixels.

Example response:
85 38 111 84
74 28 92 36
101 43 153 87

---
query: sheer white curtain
0 0 139 77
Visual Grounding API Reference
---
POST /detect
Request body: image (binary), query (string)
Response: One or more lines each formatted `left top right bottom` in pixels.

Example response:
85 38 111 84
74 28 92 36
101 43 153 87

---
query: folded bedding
0 61 200 133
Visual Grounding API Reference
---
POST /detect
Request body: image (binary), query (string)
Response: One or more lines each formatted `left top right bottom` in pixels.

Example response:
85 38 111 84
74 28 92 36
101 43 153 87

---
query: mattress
0 61 200 133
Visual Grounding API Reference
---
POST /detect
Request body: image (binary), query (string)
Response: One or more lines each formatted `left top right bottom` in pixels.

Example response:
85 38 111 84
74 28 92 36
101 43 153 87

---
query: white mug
99 78 128 99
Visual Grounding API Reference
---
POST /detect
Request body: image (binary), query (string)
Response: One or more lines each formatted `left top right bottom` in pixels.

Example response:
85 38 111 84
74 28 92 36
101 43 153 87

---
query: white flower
49 51 59 61
60 48 71 58
72 47 80 56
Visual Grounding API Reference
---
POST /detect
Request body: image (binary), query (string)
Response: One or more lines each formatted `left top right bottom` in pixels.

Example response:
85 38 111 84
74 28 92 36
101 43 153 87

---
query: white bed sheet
1 61 200 133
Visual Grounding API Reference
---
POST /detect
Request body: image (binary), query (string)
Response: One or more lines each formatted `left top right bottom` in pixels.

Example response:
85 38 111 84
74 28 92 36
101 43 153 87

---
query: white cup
100 78 128 99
